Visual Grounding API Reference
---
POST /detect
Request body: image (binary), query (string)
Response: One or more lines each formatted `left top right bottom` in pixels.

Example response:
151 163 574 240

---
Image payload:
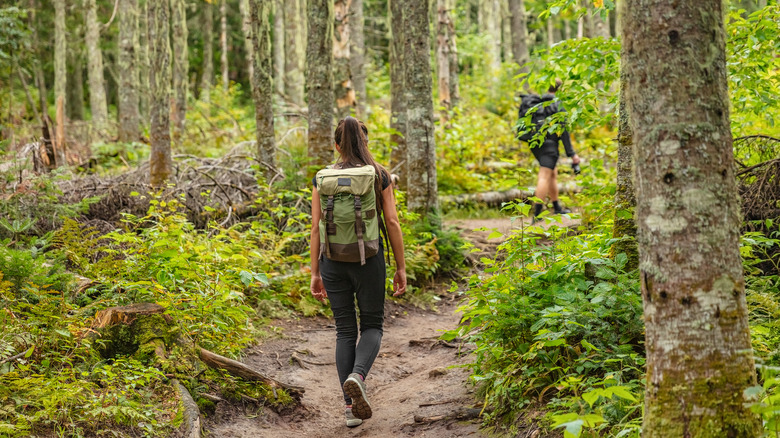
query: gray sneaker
345 407 363 427
343 373 372 419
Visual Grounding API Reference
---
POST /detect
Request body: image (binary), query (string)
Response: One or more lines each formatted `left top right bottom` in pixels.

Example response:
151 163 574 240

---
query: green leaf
239 270 253 287
487 231 503 240
23 346 34 359
582 389 601 407
609 386 638 402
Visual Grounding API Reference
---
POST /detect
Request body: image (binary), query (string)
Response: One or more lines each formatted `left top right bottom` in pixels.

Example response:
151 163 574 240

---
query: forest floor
203 215 578 438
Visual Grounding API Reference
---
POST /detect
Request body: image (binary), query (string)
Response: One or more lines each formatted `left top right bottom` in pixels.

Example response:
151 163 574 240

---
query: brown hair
333 117 389 221
548 78 563 93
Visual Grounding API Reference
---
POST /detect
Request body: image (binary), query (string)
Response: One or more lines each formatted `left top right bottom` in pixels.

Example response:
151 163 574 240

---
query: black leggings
320 248 386 404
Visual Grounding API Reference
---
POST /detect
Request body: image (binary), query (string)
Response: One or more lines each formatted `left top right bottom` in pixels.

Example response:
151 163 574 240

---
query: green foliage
0 7 28 61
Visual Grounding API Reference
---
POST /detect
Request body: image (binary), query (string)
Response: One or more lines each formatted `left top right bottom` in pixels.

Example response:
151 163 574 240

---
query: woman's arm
310 187 327 302
381 184 407 297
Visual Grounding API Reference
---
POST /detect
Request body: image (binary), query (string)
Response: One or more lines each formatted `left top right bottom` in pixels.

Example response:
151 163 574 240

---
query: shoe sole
346 417 362 427
343 378 372 420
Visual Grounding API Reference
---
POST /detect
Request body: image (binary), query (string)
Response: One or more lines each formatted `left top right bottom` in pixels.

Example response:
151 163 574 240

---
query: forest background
0 0 779 437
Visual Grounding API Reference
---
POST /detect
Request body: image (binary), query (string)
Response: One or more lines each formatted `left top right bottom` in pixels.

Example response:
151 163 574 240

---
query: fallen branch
0 350 28 366
419 398 460 407
198 347 305 398
413 407 483 424
441 184 581 207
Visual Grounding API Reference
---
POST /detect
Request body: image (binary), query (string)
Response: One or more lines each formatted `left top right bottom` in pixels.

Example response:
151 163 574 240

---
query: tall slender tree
137 0 150 118
220 0 229 90
250 0 277 180
508 0 529 70
284 0 304 105
307 0 334 166
333 0 355 118
171 0 188 139
54 0 67 165
436 0 453 112
622 0 763 435
500 0 512 61
273 0 285 97
480 0 501 72
84 0 108 130
67 47 85 121
612 66 636 267
349 0 366 117
402 0 438 220
389 0 406 181
148 0 172 187
200 1 214 103
118 0 140 142
239 0 255 80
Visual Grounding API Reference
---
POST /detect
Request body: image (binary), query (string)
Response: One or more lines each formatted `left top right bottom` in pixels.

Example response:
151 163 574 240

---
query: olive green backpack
315 165 383 265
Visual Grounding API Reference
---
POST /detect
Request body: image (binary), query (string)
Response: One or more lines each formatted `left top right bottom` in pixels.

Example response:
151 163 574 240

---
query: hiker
520 79 581 220
309 116 407 427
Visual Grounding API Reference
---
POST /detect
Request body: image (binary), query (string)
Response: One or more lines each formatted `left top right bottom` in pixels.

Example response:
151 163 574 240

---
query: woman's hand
392 270 407 297
571 154 581 165
311 275 327 303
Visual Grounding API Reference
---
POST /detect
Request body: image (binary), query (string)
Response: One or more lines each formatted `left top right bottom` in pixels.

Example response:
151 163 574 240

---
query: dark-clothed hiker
521 79 581 221
310 116 407 427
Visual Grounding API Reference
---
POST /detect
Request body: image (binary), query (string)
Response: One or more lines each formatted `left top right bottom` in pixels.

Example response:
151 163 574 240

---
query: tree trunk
389 0 406 181
622 0 762 436
68 46 85 121
611 67 636 269
547 16 555 47
118 0 140 142
349 0 366 117
500 0 512 62
403 0 439 220
239 0 255 81
220 0 229 90
200 2 214 103
171 0 188 141
284 0 304 106
250 0 277 181
148 0 172 188
508 0 529 70
307 0 334 166
480 0 501 72
562 17 570 40
447 0 460 108
137 0 150 119
54 0 67 161
273 0 285 98
333 0 355 119
85 0 109 131
436 0 451 114
590 4 610 38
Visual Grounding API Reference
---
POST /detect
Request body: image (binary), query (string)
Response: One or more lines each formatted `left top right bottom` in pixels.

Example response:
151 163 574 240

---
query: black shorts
531 140 559 170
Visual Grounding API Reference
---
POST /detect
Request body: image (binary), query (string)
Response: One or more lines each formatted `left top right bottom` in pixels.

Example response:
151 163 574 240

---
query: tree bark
436 0 452 113
307 0 334 166
403 0 439 220
171 0 188 141
250 0 277 181
220 0 229 90
349 0 366 117
547 16 555 47
200 2 214 103
137 0 150 119
448 7 460 109
84 0 109 131
611 66 636 269
508 0 529 70
68 45 85 121
273 0 285 98
284 0 305 106
389 0 406 181
622 0 762 436
239 0 255 81
54 0 67 161
590 4 610 38
480 0 501 72
148 0 172 188
333 0 355 119
118 0 140 142
500 0 512 62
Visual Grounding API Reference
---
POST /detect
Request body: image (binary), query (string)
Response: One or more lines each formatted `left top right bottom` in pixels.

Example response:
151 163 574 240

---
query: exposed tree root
174 379 202 438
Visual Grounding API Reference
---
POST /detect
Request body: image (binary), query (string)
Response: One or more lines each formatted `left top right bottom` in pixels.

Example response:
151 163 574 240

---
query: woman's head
334 117 372 167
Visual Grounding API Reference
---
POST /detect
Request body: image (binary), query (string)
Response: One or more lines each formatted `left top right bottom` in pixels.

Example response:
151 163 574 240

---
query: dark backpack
517 94 558 142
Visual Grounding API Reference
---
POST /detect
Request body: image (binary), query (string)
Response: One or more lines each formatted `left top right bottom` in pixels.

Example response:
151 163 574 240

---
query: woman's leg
350 249 387 378
321 258 359 404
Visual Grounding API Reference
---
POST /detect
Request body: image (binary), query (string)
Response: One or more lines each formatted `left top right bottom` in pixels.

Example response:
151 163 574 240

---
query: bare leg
548 167 559 202
535 167 554 203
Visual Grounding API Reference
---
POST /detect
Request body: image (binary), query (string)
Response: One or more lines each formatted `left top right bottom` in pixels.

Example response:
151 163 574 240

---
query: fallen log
198 347 305 398
441 183 581 207
174 379 202 438
413 407 484 424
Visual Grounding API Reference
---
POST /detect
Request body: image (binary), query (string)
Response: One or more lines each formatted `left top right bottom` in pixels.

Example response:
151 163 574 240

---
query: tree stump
92 303 177 360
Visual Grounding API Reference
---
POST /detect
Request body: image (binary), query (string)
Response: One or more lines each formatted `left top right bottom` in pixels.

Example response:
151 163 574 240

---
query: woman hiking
309 116 407 427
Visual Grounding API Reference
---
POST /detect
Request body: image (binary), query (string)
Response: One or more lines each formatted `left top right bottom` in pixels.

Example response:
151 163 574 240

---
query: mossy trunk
250 0 277 181
508 0 529 70
389 0 406 183
500 0 512 62
67 45 85 121
333 0 355 119
171 0 188 141
284 0 304 106
137 0 150 119
306 0 334 166
200 2 214 103
118 0 141 142
622 1 762 436
349 0 366 118
611 66 637 269
148 0 172 188
54 0 66 161
272 0 285 98
239 0 255 82
403 0 439 221
84 0 109 131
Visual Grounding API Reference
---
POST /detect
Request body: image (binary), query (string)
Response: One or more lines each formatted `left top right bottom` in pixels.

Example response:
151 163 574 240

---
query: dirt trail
203 217 572 437
204 295 484 438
